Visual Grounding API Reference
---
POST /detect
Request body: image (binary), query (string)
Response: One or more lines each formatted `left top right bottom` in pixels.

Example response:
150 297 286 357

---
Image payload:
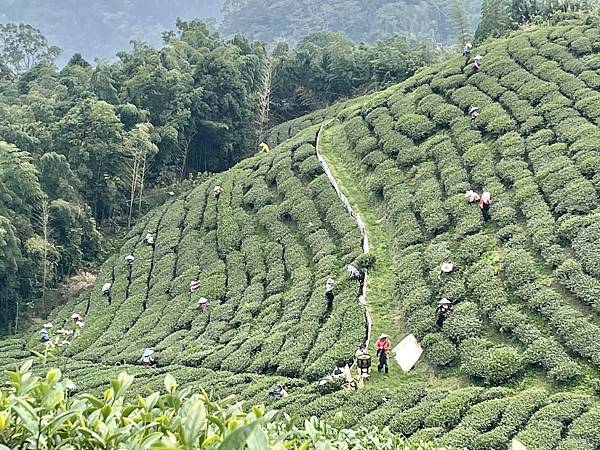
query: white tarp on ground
393 334 423 372
511 439 527 450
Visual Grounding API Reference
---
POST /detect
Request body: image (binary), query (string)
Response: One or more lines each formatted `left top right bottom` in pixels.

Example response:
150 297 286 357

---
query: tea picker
40 327 50 342
102 282 112 296
71 313 83 323
439 262 454 281
270 384 288 399
140 348 157 366
436 298 452 327
125 254 135 265
463 42 472 57
375 334 392 374
197 297 209 311
347 264 364 282
144 232 155 246
468 106 480 120
325 277 335 310
479 190 493 222
189 279 201 293
464 190 480 203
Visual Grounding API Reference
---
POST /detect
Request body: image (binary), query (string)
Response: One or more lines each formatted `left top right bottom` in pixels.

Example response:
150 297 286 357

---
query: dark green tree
475 0 514 41
448 0 473 47
0 23 61 80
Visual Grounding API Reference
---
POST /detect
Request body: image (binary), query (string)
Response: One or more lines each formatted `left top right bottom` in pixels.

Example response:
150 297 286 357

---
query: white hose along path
316 122 373 352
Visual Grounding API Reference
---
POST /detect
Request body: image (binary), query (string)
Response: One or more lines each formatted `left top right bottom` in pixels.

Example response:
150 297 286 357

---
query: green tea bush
460 337 524 385
442 302 481 342
424 387 483 429
396 114 435 141
422 333 457 367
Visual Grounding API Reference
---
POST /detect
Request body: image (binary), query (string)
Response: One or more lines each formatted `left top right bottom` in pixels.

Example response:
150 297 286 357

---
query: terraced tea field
3 16 600 449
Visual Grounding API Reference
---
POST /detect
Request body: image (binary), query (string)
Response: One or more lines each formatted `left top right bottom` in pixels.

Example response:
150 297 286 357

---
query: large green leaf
217 422 258 450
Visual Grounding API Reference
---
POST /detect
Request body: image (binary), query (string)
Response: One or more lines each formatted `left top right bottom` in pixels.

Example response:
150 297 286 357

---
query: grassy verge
318 120 464 390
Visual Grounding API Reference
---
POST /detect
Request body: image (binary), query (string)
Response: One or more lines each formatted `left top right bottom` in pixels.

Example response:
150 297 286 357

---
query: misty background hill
0 0 225 64
1 0 481 66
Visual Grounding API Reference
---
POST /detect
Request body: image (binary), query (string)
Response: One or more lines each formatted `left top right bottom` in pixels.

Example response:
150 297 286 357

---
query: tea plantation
3 15 600 449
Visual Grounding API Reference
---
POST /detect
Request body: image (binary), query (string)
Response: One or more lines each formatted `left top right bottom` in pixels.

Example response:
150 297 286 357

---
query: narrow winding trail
316 120 456 389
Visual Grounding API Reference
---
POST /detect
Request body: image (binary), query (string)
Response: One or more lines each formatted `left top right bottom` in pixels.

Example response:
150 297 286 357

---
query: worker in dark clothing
479 191 492 222
325 277 335 310
468 106 480 120
463 43 472 57
436 299 452 327
271 384 288 399
325 284 333 311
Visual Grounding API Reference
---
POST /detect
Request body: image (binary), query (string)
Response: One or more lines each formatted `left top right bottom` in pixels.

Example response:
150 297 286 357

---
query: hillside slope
271 15 600 388
3 16 600 450
271 15 600 448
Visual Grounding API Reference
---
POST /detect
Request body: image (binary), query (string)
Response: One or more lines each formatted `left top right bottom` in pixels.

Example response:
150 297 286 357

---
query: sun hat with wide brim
378 334 388 339
438 298 452 305
142 348 155 357
440 262 454 273
474 54 482 60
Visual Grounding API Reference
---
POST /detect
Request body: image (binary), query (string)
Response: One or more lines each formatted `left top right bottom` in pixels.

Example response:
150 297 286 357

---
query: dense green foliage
0 20 266 331
269 32 440 123
1 361 443 449
221 0 482 45
475 0 598 41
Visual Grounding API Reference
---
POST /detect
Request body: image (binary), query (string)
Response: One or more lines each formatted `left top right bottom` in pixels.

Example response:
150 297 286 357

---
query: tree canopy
221 0 482 45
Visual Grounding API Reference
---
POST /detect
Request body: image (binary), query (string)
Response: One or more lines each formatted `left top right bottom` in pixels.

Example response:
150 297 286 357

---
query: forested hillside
221 0 482 45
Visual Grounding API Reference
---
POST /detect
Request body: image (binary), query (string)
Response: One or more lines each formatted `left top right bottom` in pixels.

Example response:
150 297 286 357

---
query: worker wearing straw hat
436 299 452 328
468 106 480 120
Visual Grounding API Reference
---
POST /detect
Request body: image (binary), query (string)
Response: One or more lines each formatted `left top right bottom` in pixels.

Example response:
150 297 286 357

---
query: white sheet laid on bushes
393 334 422 372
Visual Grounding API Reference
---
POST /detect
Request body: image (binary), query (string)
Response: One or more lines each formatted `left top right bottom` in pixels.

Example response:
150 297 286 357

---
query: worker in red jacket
375 334 392 374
